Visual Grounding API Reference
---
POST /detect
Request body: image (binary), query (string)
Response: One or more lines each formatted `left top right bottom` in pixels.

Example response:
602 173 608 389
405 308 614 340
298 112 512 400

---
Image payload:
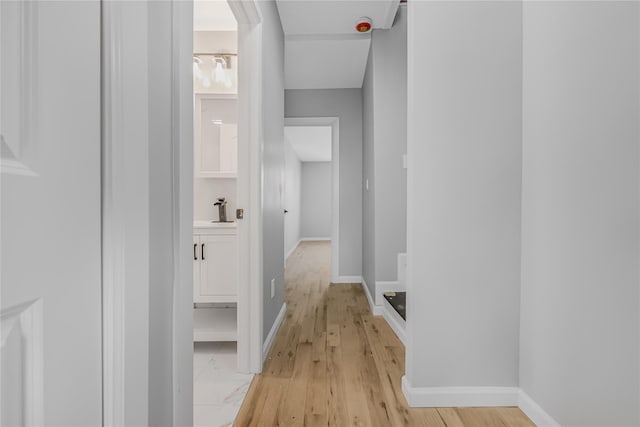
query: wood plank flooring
235 241 534 426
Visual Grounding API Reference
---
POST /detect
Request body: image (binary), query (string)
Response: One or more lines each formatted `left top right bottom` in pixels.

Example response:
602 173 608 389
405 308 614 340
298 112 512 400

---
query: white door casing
284 117 340 283
100 1 264 424
1 1 102 425
226 0 264 374
102 1 153 425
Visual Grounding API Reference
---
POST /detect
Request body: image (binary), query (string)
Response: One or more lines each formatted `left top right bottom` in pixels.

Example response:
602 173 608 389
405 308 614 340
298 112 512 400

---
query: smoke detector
355 17 372 33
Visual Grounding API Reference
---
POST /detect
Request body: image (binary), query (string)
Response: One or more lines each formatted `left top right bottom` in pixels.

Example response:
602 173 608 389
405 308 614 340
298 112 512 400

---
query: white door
1 2 102 425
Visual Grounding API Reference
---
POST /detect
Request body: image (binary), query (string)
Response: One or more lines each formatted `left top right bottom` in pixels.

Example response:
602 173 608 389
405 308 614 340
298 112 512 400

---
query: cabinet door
219 123 237 173
199 235 238 300
194 96 237 178
193 235 200 302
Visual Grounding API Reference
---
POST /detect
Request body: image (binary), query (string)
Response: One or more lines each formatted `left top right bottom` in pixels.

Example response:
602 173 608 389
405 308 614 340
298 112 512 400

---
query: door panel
1 2 102 425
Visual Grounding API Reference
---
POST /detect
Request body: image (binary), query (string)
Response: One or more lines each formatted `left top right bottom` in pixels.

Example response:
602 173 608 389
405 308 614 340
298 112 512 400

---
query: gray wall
406 1 522 387
259 0 286 340
362 5 408 298
361 4 408 298
372 5 407 282
362 47 376 293
520 3 640 426
301 162 332 238
285 89 363 277
284 139 301 257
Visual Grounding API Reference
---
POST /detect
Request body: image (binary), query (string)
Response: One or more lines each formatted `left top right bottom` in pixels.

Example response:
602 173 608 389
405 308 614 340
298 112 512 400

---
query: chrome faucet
213 197 228 222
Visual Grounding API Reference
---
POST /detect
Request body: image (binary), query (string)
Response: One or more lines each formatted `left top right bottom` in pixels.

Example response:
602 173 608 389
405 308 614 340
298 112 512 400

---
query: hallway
235 241 534 426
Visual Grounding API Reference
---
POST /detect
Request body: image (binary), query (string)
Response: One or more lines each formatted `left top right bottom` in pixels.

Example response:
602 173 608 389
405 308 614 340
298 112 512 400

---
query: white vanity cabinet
193 222 238 342
193 223 238 302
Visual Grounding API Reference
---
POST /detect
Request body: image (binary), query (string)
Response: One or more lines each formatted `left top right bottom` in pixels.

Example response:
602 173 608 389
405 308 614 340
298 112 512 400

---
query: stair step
383 291 406 321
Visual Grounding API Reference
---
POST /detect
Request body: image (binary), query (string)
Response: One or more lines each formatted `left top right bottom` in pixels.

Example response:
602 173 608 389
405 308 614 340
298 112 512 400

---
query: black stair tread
383 291 406 321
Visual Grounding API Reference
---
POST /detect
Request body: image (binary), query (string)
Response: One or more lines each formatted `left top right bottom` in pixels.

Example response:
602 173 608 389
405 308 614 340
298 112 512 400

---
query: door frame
101 1 152 425
284 117 340 282
226 0 264 374
102 0 264 425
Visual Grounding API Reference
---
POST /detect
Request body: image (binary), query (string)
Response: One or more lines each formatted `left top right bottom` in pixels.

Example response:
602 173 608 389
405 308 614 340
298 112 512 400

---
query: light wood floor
235 241 534 426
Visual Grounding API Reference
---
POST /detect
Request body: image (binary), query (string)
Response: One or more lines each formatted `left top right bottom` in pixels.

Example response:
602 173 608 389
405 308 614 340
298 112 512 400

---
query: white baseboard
375 280 405 306
518 390 561 427
262 303 287 363
285 240 301 263
382 298 405 344
332 275 362 284
401 377 561 426
361 278 383 316
401 376 519 407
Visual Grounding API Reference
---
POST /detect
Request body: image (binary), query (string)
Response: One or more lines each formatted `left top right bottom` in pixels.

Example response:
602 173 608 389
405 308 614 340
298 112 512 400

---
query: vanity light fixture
193 52 237 89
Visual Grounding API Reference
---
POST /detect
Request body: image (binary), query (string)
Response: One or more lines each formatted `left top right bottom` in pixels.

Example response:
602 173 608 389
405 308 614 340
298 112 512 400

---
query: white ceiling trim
285 33 371 42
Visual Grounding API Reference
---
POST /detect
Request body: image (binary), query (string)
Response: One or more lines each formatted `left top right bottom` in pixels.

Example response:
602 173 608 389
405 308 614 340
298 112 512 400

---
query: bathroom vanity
192 93 240 342
193 221 238 342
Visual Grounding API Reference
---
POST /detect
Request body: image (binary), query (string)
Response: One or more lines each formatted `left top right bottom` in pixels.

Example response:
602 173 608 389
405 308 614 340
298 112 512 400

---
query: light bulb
193 58 203 80
214 61 226 83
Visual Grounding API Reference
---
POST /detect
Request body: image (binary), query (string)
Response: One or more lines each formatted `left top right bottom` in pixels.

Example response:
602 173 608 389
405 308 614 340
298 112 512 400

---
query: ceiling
285 126 332 162
194 1 237 32
276 0 401 89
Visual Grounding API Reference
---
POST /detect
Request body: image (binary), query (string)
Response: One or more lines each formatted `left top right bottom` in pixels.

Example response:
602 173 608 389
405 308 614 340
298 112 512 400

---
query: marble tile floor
193 342 253 427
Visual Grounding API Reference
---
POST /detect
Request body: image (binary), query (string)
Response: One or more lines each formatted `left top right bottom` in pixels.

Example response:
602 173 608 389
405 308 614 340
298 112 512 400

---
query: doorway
191 2 257 425
95 0 266 423
284 117 340 281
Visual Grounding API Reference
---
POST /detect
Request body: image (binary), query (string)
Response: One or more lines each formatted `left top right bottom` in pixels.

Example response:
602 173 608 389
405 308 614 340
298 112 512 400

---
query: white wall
300 162 331 238
284 138 301 257
194 178 236 221
520 3 640 426
362 42 376 293
258 0 286 340
406 0 522 388
285 89 363 278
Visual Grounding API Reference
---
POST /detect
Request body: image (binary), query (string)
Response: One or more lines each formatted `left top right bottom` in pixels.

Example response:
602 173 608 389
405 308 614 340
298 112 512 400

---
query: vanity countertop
193 220 237 229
